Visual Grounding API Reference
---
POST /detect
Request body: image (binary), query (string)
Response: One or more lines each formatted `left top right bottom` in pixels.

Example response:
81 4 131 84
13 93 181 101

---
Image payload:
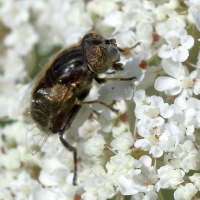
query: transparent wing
23 81 74 155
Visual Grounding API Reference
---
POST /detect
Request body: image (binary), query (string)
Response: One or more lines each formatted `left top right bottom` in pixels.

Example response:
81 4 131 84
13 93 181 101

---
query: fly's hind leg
59 133 77 186
58 105 82 186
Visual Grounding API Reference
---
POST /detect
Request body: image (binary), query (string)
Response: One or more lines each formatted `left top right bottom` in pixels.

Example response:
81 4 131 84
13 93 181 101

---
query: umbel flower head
0 0 200 200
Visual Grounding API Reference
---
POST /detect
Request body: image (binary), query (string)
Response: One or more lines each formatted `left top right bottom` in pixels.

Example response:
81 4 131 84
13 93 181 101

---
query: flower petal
154 76 182 95
158 44 173 59
180 35 194 49
172 46 189 62
162 58 189 79
150 117 164 127
160 105 174 118
149 146 163 158
135 105 149 119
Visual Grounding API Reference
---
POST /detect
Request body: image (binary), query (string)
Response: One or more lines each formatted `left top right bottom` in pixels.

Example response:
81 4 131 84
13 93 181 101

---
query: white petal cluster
174 183 198 200
158 28 194 62
0 0 30 28
134 88 200 198
84 134 106 156
186 0 200 31
82 174 116 200
1 0 200 200
189 173 200 189
155 58 200 96
4 24 39 56
111 132 134 152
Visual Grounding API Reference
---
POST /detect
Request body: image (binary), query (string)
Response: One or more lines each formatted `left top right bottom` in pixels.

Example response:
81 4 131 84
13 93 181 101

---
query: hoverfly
27 32 137 185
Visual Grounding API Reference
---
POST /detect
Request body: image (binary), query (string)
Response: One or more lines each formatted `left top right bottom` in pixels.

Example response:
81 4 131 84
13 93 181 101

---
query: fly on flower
25 32 137 185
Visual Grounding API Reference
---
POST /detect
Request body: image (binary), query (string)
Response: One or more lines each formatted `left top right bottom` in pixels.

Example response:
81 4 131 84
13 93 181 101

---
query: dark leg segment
76 99 119 113
59 133 77 185
95 76 137 84
117 42 140 53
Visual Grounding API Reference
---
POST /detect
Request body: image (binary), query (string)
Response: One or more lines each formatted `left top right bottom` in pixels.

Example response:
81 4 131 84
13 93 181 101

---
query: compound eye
85 45 112 73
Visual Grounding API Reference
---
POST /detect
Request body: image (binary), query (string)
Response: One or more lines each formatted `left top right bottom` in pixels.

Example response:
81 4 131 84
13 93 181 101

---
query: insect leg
117 42 140 53
58 105 82 186
59 133 77 185
95 76 137 84
76 100 119 113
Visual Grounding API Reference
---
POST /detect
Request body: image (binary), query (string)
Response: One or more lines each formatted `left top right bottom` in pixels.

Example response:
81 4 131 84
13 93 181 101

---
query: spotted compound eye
83 33 120 74
85 45 113 73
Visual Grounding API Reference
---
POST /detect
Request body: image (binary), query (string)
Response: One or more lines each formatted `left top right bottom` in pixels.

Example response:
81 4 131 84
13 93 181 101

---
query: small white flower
82 175 116 200
112 121 129 138
158 28 194 62
134 92 175 158
4 23 38 56
38 156 70 186
133 89 149 107
0 0 30 28
139 155 158 186
166 10 186 30
157 165 185 189
189 173 200 189
134 93 174 132
165 0 180 10
39 168 69 187
136 23 153 45
111 132 134 152
79 119 101 139
106 151 142 179
84 134 106 156
142 0 155 10
153 5 169 22
124 1 154 24
87 0 118 18
0 148 21 170
0 187 12 200
174 183 198 200
155 59 200 96
156 21 169 36
29 184 67 200
132 192 158 200
114 30 136 48
103 10 136 32
98 115 116 133
186 1 200 31
159 123 185 152
173 140 198 172
114 173 139 195
3 50 25 81
10 171 38 198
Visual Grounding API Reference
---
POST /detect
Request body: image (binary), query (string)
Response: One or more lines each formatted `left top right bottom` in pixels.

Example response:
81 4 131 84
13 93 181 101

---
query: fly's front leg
59 132 77 186
117 42 140 54
76 99 119 113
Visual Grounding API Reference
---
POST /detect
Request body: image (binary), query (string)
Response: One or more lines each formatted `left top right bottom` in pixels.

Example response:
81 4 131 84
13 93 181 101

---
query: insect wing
20 69 47 115
24 82 75 155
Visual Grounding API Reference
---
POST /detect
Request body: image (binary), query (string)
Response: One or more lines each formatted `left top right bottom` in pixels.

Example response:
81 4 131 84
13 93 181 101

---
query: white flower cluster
1 0 200 200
